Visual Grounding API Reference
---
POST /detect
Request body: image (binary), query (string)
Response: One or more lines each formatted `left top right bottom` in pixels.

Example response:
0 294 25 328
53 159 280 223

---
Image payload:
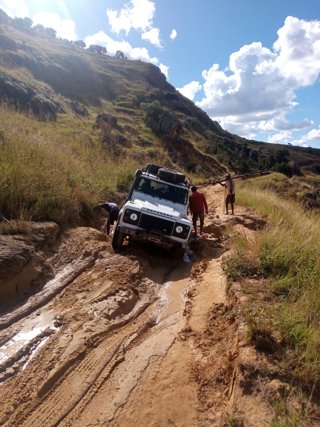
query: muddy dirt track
0 185 273 426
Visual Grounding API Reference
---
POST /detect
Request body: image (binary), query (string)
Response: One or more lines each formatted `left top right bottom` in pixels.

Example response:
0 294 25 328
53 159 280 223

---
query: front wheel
112 227 125 250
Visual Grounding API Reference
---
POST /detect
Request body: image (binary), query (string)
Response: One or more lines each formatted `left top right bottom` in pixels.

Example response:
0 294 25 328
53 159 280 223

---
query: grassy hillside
225 173 320 388
1 9 320 224
0 106 141 224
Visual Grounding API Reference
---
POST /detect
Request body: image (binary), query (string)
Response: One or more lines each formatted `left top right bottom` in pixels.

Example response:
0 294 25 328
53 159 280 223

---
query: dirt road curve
0 185 270 426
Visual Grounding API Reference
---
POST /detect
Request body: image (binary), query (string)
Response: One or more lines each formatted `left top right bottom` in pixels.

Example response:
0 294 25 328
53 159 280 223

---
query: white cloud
273 118 313 131
254 116 313 133
0 1 77 41
178 81 202 101
141 27 162 47
0 0 29 18
216 116 261 140
32 12 77 40
170 29 177 40
84 30 159 65
85 31 169 79
214 111 313 143
107 0 155 35
267 131 292 144
197 42 296 118
181 16 320 145
159 64 169 78
274 16 320 86
85 31 130 56
130 46 158 63
290 127 320 146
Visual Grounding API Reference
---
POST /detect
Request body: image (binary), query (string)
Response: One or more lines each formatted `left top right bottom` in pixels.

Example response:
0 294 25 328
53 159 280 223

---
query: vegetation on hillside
1 6 320 187
225 174 320 389
0 103 218 225
1 7 320 228
0 106 139 224
1 9 320 422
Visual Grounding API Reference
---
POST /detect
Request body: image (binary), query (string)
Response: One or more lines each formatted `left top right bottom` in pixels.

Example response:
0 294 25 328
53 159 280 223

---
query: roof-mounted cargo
143 163 187 187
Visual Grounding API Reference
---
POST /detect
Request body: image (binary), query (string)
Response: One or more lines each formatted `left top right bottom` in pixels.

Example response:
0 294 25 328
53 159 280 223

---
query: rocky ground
0 185 308 426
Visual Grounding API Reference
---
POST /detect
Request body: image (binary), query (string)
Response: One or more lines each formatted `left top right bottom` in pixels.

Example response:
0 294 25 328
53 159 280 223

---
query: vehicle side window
136 178 152 195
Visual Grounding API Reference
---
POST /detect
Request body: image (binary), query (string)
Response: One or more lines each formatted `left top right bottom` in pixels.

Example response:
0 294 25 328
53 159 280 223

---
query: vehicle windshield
133 177 188 205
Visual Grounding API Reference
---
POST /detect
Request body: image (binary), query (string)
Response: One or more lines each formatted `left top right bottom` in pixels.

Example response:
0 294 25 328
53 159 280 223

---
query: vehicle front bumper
118 225 189 249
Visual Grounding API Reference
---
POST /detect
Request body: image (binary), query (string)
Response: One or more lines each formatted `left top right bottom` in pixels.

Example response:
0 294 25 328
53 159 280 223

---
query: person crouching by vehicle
221 174 235 215
189 186 208 237
99 202 120 235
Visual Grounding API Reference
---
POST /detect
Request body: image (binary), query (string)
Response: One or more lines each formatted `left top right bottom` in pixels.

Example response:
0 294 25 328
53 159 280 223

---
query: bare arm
203 195 208 214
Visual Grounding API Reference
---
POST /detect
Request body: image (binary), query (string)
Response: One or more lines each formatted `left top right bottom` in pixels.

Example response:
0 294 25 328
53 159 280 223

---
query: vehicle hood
125 199 190 222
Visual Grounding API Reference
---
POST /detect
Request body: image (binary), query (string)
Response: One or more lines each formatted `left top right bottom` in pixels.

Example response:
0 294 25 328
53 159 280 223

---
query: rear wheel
112 227 125 250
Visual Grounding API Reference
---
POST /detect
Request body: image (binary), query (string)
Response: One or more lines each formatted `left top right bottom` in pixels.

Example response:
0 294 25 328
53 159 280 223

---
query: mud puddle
0 312 57 365
65 266 192 426
1 184 264 426
155 276 191 326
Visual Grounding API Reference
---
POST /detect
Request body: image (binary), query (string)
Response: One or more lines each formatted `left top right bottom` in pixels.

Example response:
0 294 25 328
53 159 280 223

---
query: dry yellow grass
0 106 137 224
226 174 320 383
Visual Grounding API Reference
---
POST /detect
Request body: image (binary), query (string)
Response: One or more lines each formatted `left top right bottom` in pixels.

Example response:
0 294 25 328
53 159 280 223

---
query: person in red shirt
189 186 208 236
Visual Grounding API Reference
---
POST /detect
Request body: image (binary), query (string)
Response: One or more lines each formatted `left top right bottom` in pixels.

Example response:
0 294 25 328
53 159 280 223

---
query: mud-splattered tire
112 227 125 251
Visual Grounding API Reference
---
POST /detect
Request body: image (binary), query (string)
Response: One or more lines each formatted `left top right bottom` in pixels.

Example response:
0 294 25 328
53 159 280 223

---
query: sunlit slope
1 9 320 184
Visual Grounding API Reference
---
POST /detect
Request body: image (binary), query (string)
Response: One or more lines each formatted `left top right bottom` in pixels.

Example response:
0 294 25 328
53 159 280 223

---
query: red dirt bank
0 185 310 426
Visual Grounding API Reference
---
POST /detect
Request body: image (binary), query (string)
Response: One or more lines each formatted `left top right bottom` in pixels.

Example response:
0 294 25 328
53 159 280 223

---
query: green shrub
116 170 135 192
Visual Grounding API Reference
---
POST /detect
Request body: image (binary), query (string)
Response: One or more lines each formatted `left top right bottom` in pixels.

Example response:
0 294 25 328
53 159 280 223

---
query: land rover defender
112 164 192 250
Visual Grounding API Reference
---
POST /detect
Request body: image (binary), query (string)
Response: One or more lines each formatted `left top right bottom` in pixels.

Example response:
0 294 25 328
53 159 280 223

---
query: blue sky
1 0 320 148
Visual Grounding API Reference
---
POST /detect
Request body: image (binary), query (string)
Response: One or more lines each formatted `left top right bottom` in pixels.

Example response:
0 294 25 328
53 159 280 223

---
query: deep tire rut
1 186 251 426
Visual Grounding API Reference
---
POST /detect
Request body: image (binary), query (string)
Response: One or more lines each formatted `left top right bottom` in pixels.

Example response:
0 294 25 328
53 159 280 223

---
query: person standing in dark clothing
188 186 208 236
99 202 120 235
222 174 235 214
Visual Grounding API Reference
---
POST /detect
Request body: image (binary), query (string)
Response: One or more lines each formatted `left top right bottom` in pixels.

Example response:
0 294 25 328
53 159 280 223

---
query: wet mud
0 185 278 426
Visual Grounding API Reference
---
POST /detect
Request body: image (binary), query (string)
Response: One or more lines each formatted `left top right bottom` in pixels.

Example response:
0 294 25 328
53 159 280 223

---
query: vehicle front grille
143 207 175 219
138 214 174 235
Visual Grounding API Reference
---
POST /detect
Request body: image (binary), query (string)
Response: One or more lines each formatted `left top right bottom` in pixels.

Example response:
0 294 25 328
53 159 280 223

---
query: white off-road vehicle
112 164 192 251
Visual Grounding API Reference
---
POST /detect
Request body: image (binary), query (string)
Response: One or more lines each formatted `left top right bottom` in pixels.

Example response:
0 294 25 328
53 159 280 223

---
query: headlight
123 209 141 225
130 213 138 222
172 223 190 239
175 225 183 234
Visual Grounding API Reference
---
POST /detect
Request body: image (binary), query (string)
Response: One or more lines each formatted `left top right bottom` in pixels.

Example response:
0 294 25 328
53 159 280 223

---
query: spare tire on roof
157 168 185 184
145 163 161 175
